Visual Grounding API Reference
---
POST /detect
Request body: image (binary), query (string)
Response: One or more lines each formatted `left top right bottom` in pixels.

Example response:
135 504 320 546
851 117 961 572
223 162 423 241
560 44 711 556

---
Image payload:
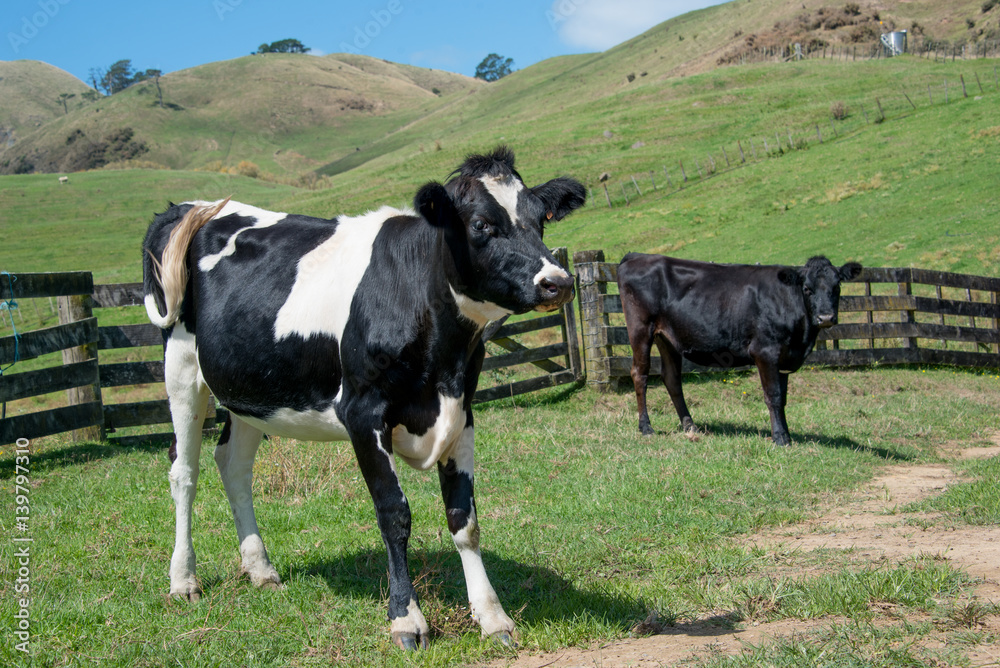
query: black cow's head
780 256 863 328
415 146 586 324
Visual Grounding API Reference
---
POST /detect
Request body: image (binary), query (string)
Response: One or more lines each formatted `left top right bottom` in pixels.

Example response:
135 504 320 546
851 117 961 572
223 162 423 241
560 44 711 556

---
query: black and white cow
142 146 585 649
617 254 862 445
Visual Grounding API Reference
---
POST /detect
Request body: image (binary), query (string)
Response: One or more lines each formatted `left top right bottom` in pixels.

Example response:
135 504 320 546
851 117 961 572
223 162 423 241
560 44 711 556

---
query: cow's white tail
146 198 230 328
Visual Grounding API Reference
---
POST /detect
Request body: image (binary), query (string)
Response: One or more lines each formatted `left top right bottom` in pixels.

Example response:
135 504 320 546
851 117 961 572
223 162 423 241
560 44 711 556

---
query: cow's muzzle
815 313 837 328
536 274 575 311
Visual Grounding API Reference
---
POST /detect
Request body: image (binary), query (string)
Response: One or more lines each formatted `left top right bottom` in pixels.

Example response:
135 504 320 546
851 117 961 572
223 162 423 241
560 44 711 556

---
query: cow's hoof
169 586 202 602
640 427 655 437
492 630 517 648
392 631 428 651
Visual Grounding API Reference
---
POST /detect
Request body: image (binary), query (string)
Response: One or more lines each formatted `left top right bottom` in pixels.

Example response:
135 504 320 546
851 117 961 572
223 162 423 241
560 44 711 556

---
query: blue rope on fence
1 271 21 421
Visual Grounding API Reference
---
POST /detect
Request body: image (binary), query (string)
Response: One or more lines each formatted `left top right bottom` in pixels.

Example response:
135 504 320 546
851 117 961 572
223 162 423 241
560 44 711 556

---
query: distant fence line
572 250 1000 390
595 61 999 210
728 37 1000 67
0 250 582 446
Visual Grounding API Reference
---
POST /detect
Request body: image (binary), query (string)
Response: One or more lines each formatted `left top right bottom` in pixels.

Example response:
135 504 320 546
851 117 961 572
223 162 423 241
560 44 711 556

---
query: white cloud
548 0 722 51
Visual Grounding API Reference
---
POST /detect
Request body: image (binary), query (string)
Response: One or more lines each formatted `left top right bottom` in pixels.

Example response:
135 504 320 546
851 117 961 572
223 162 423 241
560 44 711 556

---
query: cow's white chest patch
391 394 467 470
273 206 409 343
192 200 289 273
449 285 512 328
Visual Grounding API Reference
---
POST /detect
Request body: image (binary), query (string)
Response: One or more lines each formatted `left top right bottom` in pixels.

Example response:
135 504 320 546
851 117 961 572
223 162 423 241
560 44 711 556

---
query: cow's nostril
540 278 560 294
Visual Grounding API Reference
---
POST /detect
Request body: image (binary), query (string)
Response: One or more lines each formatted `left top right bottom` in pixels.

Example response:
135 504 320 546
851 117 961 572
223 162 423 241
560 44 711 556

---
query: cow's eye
471 219 490 234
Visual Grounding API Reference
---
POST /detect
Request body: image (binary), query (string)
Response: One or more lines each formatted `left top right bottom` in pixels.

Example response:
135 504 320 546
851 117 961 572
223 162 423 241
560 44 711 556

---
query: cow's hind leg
165 331 210 600
655 338 695 433
626 322 656 435
438 418 515 646
214 415 281 588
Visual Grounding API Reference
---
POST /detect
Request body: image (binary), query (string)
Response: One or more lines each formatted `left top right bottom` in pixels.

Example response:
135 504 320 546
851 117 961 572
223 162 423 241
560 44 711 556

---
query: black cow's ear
778 267 803 286
532 177 587 221
840 262 862 281
415 182 458 228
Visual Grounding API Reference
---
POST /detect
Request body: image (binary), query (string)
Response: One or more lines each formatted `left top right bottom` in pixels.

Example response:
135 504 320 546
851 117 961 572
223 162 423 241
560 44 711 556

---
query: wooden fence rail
0 249 582 446
573 251 1000 390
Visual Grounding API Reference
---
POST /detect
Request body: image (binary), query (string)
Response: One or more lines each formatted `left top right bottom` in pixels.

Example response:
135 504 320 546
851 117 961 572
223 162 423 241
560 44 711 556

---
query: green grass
1 366 997 666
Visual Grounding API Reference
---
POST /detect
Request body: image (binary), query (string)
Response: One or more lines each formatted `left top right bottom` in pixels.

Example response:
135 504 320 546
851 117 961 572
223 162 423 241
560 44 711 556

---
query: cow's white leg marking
450 426 515 639
165 326 209 599
390 598 430 650
214 416 281 589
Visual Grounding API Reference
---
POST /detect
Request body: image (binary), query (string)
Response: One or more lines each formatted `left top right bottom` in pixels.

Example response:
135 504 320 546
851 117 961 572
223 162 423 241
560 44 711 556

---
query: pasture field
1 366 999 667
3 59 1000 284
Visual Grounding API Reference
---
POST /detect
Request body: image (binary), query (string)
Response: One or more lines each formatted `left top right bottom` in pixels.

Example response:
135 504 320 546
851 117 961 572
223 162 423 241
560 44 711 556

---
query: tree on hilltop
474 53 514 82
255 38 311 54
57 93 76 114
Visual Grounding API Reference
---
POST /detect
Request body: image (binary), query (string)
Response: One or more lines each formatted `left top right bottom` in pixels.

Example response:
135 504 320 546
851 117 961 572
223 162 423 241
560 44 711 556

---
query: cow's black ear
778 267 803 286
840 262 862 281
415 182 458 228
532 177 587 221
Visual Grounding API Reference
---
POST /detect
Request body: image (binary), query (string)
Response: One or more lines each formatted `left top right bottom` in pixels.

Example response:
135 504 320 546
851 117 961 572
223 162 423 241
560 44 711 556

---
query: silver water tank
881 30 907 57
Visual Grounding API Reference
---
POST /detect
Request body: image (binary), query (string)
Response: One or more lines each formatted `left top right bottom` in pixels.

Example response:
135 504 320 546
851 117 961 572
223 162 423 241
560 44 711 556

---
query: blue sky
2 0 724 84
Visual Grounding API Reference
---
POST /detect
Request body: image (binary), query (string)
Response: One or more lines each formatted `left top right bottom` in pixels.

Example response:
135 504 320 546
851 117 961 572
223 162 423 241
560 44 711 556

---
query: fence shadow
0 439 169 479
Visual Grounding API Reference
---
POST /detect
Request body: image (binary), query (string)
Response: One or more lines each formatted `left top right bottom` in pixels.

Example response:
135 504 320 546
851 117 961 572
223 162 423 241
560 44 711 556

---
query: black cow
142 146 585 649
617 254 862 445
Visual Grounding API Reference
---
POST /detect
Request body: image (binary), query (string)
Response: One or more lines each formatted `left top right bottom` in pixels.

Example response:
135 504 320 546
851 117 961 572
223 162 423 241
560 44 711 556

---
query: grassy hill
0 53 482 176
3 0 994 179
0 60 92 155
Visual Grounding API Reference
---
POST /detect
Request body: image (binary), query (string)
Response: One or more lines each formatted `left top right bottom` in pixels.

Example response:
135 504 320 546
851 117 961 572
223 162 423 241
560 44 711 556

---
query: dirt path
493 438 1000 668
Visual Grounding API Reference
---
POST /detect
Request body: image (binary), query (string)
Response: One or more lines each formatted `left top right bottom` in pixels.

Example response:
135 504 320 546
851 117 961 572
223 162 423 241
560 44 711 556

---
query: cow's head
780 256 862 328
415 146 586 325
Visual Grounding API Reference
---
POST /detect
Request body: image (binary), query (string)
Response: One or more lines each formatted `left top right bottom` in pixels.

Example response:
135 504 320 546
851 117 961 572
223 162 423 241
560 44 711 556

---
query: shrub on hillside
831 101 848 120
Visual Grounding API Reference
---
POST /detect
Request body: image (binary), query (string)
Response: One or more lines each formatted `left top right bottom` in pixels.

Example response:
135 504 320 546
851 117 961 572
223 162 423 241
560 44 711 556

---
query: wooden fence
0 248 582 446
573 250 1000 390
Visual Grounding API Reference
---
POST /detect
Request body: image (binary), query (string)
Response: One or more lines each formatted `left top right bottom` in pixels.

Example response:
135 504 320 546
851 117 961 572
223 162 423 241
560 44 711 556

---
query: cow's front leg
350 422 428 650
438 419 516 645
754 355 791 446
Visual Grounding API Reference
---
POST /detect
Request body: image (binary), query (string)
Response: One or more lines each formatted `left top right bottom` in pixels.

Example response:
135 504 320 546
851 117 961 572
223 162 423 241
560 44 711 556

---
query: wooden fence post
574 250 611 392
552 248 583 381
898 272 918 358
57 294 104 442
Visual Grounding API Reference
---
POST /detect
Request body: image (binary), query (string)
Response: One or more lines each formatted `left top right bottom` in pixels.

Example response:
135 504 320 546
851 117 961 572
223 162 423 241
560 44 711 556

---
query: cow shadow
655 420 912 462
289 547 739 638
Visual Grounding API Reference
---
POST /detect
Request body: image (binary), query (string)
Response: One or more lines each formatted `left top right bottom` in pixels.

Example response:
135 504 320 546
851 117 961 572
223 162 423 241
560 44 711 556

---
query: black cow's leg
754 356 791 446
348 420 428 650
437 413 515 645
626 322 656 435
655 339 695 433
